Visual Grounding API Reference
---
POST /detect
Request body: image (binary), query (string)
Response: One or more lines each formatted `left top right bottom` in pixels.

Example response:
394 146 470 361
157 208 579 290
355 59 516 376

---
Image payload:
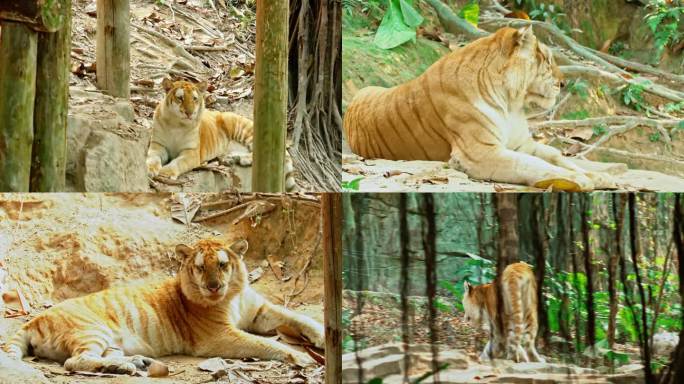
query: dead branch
424 0 489 40
532 116 682 130
588 47 684 85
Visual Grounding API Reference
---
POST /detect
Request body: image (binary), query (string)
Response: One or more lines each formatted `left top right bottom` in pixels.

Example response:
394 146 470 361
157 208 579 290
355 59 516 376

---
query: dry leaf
422 176 448 185
148 361 169 377
267 255 284 280
383 170 403 178
568 127 594 142
248 267 263 283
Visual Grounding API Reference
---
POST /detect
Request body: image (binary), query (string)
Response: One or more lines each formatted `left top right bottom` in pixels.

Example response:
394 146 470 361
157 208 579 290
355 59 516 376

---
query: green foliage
567 79 590 100
649 132 662 142
458 1 480 27
593 123 608 137
374 0 424 49
644 0 684 64
342 177 363 191
622 81 650 112
664 101 684 113
513 0 569 31
561 109 590 120
608 41 627 57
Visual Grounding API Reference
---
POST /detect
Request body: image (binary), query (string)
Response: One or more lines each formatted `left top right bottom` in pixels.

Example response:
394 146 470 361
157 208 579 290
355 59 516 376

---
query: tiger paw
128 355 154 370
158 165 180 180
102 361 137 375
585 171 617 190
302 322 325 349
146 157 162 178
235 153 253 167
288 351 316 367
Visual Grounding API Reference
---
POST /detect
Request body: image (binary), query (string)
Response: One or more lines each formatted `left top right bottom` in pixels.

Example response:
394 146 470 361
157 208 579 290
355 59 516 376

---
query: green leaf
374 0 423 49
368 378 384 384
342 177 364 191
458 1 480 27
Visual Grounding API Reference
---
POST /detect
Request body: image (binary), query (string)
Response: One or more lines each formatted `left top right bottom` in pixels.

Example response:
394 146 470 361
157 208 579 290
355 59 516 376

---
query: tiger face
462 281 488 330
507 26 562 110
176 239 248 303
161 78 208 121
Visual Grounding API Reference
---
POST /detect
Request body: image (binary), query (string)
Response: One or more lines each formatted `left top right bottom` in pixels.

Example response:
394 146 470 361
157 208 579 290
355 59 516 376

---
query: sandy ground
0 193 324 383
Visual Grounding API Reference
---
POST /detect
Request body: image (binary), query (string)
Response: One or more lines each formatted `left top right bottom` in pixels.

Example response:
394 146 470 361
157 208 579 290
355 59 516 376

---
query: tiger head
176 238 249 305
503 26 563 110
462 281 490 330
161 78 208 121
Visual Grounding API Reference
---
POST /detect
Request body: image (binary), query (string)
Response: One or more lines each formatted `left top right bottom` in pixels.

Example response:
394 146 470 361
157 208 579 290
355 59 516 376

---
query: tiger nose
559 80 566 88
207 281 223 292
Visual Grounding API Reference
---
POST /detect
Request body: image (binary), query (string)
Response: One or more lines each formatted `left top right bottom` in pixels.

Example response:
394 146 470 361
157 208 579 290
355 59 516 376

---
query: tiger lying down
4 239 324 374
344 26 616 192
462 262 545 363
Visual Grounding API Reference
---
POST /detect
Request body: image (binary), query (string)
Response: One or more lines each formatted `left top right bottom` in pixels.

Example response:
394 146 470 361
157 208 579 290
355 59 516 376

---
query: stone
0 351 50 384
615 363 644 374
653 332 679 357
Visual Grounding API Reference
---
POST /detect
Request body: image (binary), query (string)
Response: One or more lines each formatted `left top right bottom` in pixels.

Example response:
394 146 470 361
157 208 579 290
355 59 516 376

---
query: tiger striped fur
146 79 297 191
462 262 544 363
4 239 323 374
343 27 615 192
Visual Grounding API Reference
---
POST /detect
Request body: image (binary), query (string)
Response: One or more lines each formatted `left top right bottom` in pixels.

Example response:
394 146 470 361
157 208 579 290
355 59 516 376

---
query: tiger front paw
302 322 325 349
585 171 618 190
288 350 316 367
146 157 162 178
158 164 180 180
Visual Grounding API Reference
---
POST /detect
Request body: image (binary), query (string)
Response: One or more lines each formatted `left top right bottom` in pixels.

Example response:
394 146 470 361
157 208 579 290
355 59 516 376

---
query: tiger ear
196 81 208 93
514 26 536 58
464 281 472 293
228 239 248 259
176 244 194 260
162 78 174 92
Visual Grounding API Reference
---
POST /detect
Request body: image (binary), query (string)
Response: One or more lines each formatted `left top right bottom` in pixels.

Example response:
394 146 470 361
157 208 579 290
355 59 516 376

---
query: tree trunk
607 195 619 353
252 0 288 192
664 193 683 384
581 194 596 350
495 194 518 354
321 193 341 384
0 0 68 32
0 21 37 192
556 194 571 344
628 193 653 382
569 194 582 355
288 0 342 190
96 0 129 98
531 195 549 346
351 194 366 384
399 193 411 383
422 194 440 380
31 0 70 192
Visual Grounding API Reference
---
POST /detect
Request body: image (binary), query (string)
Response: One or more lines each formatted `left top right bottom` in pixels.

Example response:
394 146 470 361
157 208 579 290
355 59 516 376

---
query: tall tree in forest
662 193 683 384
288 0 342 190
568 194 582 355
555 194 571 343
530 195 549 345
422 194 440 379
494 194 518 354
399 194 411 383
351 194 366 384
629 194 653 382
607 195 620 355
580 194 596 350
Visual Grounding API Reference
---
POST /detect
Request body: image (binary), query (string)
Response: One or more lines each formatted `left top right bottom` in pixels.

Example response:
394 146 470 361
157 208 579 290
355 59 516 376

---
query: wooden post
322 193 341 384
96 0 129 98
31 0 71 191
0 22 37 192
252 0 288 192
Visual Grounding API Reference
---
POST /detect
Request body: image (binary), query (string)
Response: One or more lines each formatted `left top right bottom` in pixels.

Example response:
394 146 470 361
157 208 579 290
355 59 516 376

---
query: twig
532 116 682 130
529 92 571 120
184 45 233 52
588 48 684 85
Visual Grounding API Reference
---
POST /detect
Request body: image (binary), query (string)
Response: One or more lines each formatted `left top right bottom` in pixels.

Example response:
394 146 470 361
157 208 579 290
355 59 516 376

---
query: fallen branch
424 0 488 40
588 47 684 85
532 116 682 130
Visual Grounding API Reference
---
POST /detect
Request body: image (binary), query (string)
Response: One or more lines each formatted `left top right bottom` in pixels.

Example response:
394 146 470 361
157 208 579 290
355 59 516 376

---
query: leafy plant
458 0 480 27
561 109 590 120
567 79 590 100
342 177 364 191
608 41 627 57
649 132 662 142
645 0 684 64
513 0 569 30
622 81 650 112
374 0 424 49
593 123 608 137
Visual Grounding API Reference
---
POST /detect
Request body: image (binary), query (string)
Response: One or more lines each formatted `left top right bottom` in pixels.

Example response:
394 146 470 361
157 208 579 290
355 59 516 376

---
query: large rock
0 351 49 384
67 89 149 192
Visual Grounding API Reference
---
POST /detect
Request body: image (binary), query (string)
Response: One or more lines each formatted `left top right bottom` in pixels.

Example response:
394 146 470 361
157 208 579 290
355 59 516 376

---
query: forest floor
341 1 684 193
342 290 653 384
0 193 324 383
66 0 282 192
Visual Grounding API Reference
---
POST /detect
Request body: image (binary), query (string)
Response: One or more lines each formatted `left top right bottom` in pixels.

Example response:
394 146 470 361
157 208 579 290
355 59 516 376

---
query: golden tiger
462 262 544 363
343 26 615 192
146 79 296 191
4 239 323 374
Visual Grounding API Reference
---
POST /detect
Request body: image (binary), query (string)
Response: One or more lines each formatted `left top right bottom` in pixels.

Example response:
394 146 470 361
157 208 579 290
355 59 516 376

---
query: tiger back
146 79 296 191
343 27 615 192
4 239 324 374
462 262 544 363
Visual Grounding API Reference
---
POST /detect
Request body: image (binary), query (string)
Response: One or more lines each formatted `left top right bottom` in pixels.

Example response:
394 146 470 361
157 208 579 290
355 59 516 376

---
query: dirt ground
0 193 324 383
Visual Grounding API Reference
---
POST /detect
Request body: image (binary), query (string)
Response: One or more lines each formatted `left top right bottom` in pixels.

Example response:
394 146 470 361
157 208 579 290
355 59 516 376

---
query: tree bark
607 195 619 353
531 195 549 346
399 193 411 383
0 21 37 192
628 193 653 382
321 193 341 384
288 0 342 190
96 0 130 98
580 194 596 350
252 0 288 192
422 194 440 380
0 0 68 32
569 194 582 355
31 0 70 192
665 193 683 384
